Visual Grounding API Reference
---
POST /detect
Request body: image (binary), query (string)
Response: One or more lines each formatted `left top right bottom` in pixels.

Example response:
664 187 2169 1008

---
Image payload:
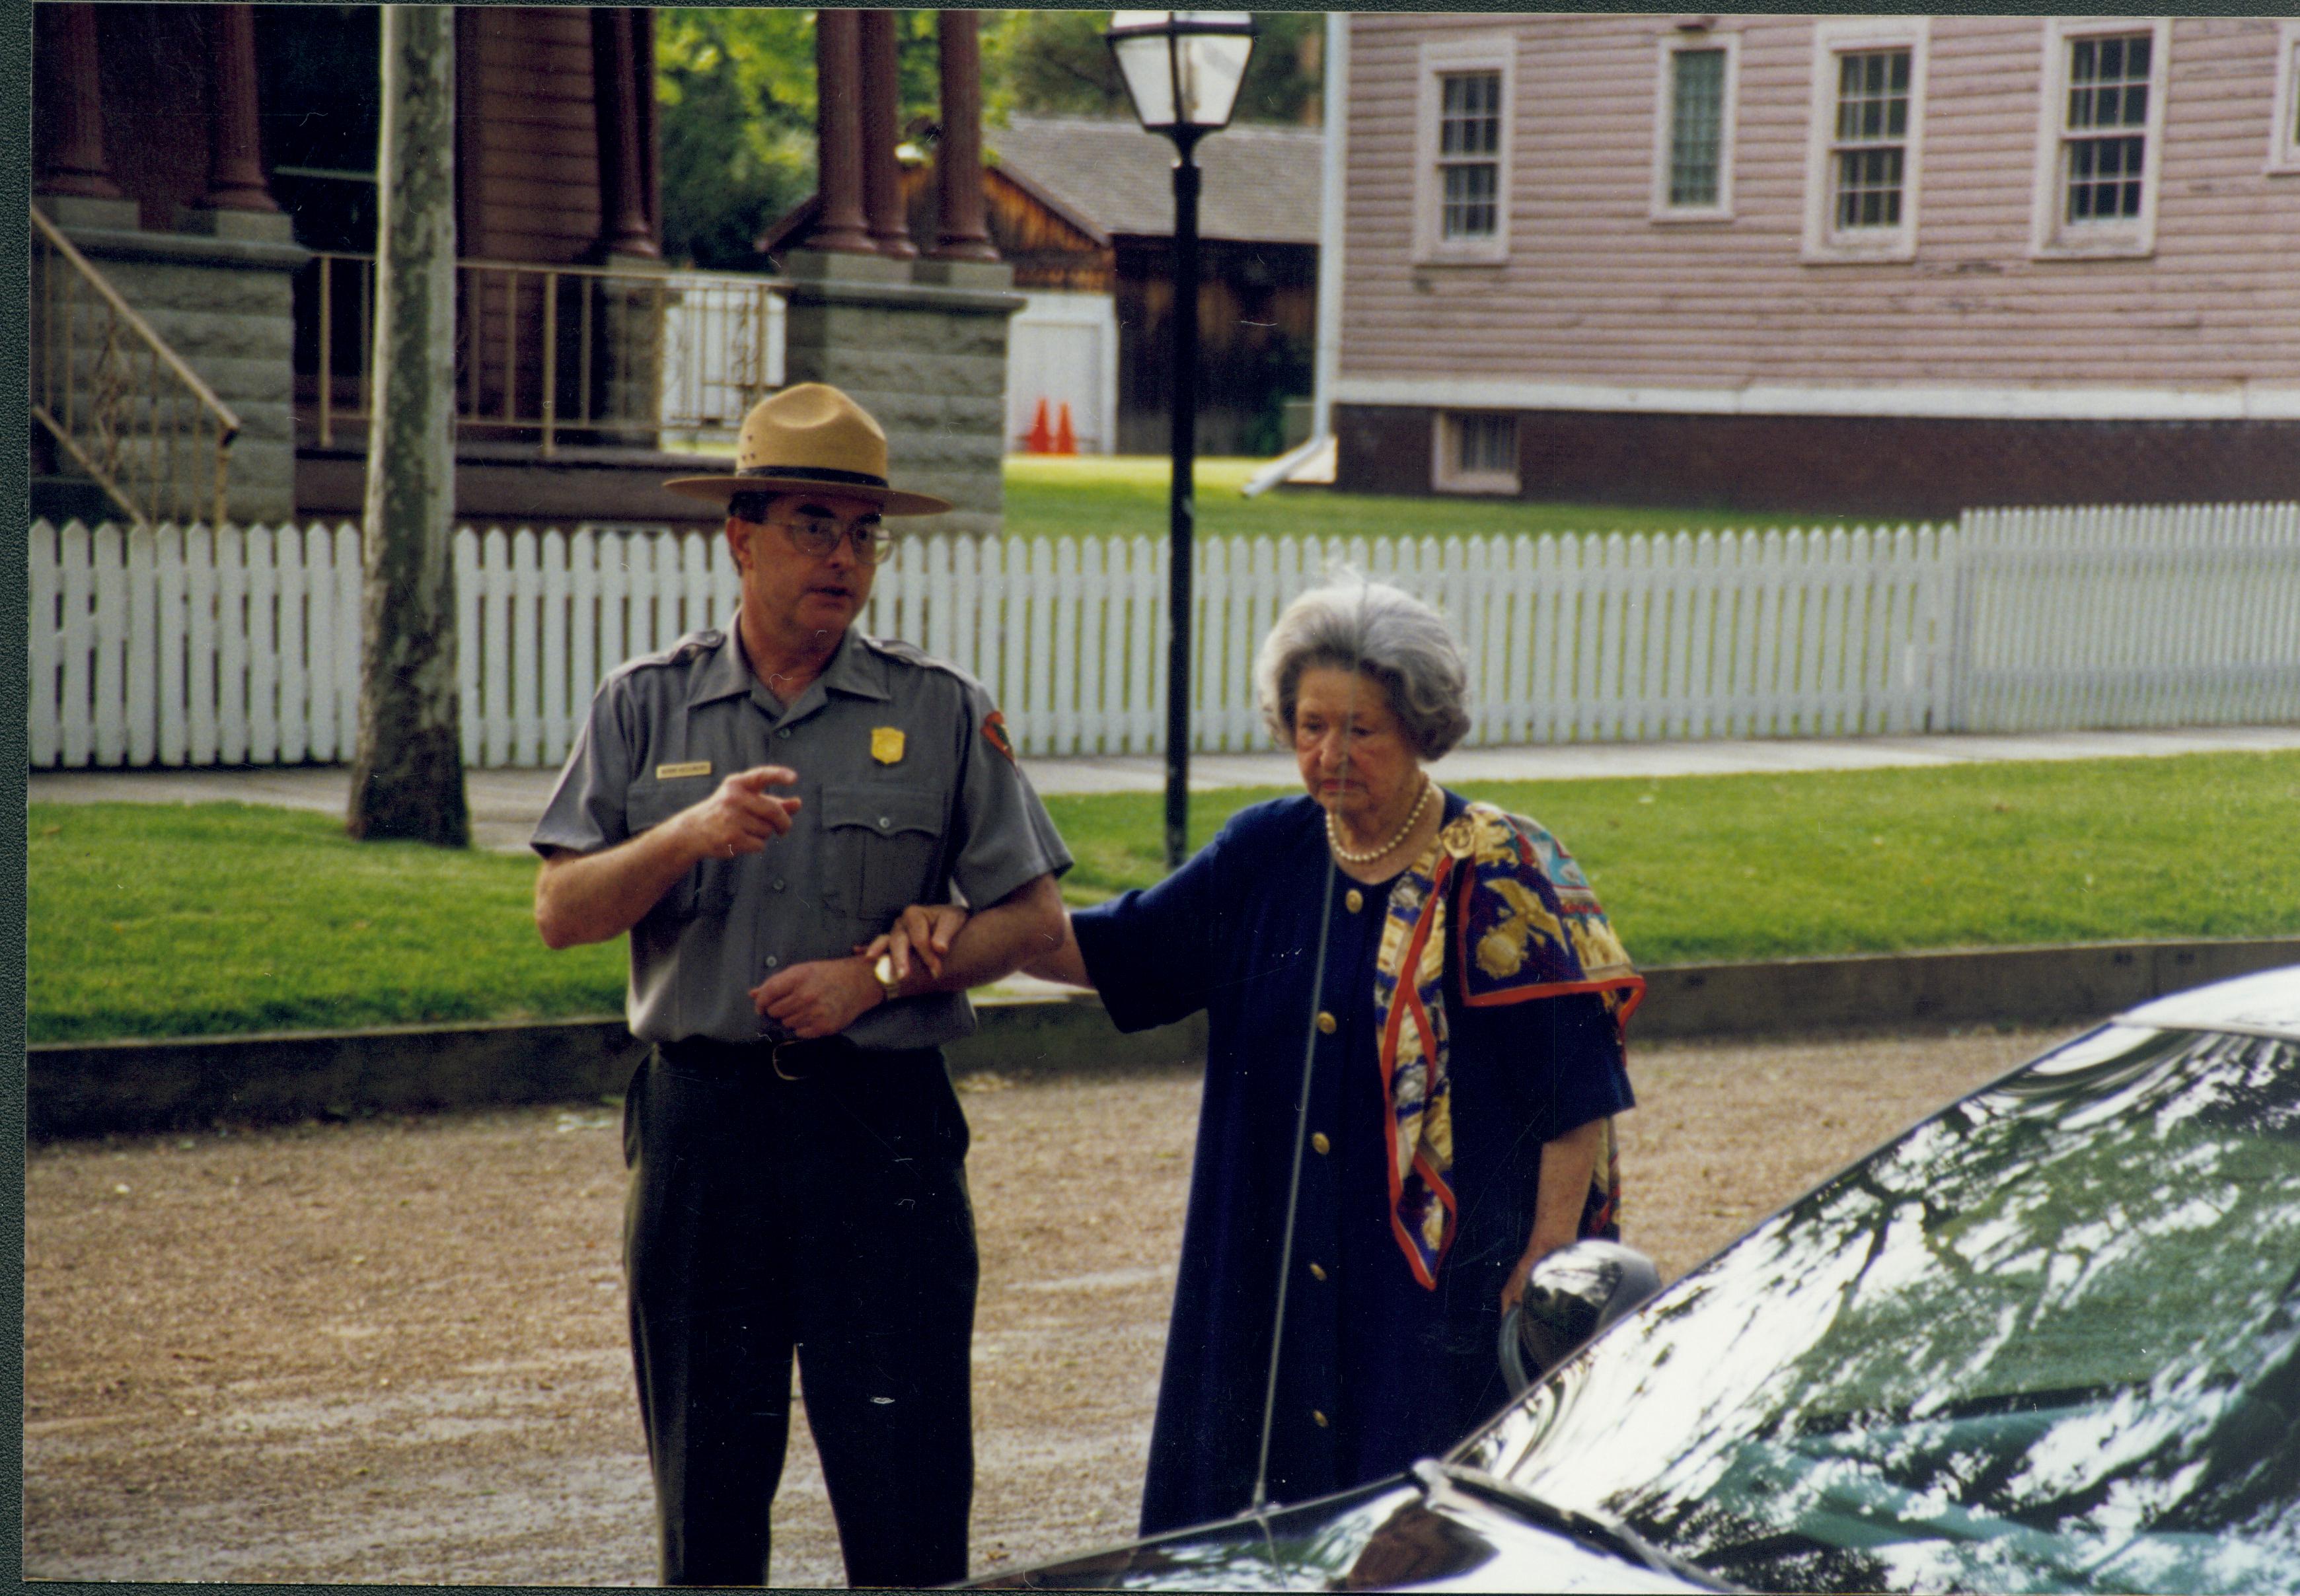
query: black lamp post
1105 10 1257 869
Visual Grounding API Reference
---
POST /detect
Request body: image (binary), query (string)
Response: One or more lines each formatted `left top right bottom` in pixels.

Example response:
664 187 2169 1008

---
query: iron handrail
31 203 242 526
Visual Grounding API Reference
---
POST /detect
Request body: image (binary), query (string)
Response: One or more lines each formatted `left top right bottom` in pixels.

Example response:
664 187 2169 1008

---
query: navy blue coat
1072 793 1635 1535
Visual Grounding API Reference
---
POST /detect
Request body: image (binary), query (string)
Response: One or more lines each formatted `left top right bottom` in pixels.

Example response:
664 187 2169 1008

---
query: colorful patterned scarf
1370 801 1645 1288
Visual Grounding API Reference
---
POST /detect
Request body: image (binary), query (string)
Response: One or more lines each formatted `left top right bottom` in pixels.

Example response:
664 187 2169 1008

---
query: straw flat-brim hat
664 382 952 516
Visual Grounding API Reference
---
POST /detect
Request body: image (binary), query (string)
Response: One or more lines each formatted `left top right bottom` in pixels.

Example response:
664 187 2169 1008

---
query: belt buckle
769 1036 811 1081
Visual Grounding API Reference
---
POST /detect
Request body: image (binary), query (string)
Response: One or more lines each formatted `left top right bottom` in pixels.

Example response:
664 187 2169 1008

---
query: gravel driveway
24 1027 2052 1585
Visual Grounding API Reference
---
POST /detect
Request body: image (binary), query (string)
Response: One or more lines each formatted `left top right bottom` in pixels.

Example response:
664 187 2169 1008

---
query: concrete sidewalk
28 723 2300 853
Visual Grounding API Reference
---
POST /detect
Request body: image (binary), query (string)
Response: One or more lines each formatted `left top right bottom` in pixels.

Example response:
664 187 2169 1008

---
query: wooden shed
773 113 1323 456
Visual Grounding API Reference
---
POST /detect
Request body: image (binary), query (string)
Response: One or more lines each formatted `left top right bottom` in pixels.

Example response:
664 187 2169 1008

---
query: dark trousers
622 1039 979 1587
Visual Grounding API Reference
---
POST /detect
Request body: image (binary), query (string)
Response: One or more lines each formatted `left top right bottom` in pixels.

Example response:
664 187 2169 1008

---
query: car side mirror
1499 1239 1662 1395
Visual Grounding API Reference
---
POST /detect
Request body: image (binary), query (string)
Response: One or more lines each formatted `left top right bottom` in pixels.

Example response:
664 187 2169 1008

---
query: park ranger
531 383 1070 1588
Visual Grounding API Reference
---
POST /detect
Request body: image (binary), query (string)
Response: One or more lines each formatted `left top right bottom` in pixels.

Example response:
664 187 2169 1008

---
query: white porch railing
27 505 2300 772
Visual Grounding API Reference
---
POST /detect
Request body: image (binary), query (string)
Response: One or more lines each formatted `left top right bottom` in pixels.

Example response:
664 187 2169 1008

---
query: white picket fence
26 505 2300 770
1950 502 2300 732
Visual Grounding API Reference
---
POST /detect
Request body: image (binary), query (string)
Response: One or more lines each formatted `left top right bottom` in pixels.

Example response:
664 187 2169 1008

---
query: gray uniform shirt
533 623 1072 1048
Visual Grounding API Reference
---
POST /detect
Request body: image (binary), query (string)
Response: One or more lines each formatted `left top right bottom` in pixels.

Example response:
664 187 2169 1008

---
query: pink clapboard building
1325 13 2300 517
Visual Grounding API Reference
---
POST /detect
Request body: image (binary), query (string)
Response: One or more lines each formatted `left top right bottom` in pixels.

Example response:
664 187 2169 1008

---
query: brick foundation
1335 404 2300 520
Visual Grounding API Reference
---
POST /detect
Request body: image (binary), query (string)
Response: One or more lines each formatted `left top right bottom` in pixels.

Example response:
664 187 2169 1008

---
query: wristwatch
872 952 900 1005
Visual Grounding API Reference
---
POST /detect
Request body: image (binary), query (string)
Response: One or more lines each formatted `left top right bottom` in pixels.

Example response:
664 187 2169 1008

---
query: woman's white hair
1254 577 1472 760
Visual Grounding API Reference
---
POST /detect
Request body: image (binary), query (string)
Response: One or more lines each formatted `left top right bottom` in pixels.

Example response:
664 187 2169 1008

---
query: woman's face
1292 666 1423 828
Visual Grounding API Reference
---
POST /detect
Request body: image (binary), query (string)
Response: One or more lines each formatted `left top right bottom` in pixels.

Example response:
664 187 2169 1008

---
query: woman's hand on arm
753 875 1066 1034
1501 1117 1608 1313
873 874 1072 998
866 902 971 982
866 882 1090 991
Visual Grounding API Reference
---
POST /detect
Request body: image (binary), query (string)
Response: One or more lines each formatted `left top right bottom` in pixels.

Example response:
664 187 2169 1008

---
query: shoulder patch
980 709 1017 765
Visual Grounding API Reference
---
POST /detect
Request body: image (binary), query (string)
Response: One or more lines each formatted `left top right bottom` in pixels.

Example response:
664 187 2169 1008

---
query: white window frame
2029 17 2172 260
1801 17 1930 264
1413 32 1516 266
1651 28 1740 222
2268 19 2300 175
1431 410 1521 496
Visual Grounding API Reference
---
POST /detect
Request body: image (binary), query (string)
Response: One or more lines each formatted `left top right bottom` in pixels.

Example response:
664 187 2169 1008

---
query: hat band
736 463 890 490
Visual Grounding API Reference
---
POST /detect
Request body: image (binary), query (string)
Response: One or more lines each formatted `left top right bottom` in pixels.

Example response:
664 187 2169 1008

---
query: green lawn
653 447 1869 543
1004 455 1859 544
28 804 629 1044
1049 751 2300 961
28 750 2300 1044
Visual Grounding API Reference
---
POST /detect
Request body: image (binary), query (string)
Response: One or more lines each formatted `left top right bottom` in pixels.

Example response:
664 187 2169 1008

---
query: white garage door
1006 291 1119 455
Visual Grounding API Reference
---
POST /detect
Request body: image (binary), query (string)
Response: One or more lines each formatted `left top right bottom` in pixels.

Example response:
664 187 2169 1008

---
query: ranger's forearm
897 873 1068 996
535 827 703 949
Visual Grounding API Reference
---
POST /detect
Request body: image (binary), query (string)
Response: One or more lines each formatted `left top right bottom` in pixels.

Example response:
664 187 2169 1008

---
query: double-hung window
2030 18 2170 258
1652 30 1739 221
2266 19 2300 174
1832 50 1911 227
1415 34 1514 265
1438 72 1503 240
1802 18 1929 262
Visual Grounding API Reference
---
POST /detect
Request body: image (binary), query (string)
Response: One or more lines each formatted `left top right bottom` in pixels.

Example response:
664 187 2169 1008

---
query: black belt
657 1034 934 1083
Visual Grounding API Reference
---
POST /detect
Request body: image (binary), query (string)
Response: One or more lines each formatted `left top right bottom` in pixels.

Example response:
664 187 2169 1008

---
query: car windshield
1460 1021 2300 1595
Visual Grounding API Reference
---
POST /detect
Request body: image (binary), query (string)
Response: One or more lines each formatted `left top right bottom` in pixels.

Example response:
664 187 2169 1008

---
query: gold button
1316 1011 1337 1034
1312 1132 1331 1155
1345 889 1364 914
1312 1409 1329 1428
1309 1262 1327 1281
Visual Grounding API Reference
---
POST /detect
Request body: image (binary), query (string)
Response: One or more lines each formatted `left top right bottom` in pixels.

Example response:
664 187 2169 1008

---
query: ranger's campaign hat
663 383 953 517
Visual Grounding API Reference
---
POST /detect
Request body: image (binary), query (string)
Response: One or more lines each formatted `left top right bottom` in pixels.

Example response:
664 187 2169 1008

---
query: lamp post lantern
1105 10 1256 869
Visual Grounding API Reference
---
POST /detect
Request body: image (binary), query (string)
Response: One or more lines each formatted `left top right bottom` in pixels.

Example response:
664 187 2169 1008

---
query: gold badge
655 760 712 780
870 727 906 765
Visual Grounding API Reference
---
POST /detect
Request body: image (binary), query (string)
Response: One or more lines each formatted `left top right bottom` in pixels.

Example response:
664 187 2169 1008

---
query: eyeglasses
765 515 897 566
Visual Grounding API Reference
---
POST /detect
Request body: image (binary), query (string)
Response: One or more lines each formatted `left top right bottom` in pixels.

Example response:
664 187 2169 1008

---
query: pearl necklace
1327 777 1434 864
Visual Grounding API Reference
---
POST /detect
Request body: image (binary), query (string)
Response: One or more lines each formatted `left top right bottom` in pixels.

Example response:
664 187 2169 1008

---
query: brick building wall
1335 406 2300 520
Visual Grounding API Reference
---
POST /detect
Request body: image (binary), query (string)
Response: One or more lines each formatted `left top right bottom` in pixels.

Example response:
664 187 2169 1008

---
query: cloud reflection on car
972 965 2300 1593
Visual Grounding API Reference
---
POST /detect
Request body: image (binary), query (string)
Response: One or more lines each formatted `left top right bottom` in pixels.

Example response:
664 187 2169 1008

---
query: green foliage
28 754 2300 1042
655 9 817 267
655 10 952 268
655 11 1325 266
996 11 1323 124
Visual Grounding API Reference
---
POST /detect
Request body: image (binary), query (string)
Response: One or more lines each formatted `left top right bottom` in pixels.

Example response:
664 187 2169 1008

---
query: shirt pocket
821 782 946 930
626 774 728 924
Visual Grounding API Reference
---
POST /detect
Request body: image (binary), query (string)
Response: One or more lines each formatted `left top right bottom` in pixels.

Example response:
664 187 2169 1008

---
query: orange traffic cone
1023 398 1054 454
1053 402 1078 456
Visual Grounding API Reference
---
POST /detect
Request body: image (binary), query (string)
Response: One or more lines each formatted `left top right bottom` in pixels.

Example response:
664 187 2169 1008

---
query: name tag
655 760 712 780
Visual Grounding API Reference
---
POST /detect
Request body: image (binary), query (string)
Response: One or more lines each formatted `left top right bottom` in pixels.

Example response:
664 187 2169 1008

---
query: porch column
811 11 875 253
201 5 279 211
859 10 916 258
36 4 121 198
590 8 657 257
932 11 998 262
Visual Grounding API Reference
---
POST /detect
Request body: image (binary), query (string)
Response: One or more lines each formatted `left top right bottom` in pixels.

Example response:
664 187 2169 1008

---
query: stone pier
778 250 1022 540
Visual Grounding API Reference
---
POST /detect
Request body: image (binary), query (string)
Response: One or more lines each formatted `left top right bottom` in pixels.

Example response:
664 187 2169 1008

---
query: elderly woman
893 580 1641 1534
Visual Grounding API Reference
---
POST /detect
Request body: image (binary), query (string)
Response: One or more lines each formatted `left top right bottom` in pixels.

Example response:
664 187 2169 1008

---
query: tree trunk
349 5 468 847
